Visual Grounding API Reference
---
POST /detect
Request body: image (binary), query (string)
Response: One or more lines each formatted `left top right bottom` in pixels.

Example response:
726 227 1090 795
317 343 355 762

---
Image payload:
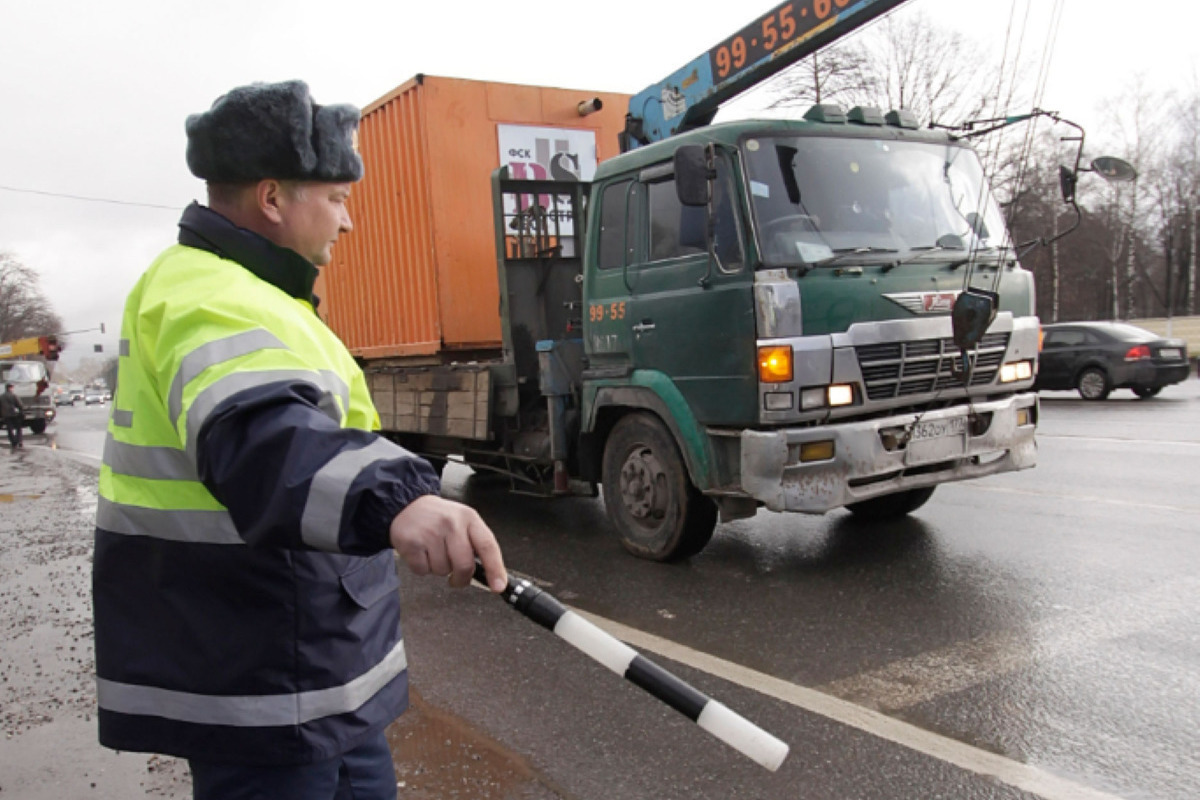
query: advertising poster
497 125 597 242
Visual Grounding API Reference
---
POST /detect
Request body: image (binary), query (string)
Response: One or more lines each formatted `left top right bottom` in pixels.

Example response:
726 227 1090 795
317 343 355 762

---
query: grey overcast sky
1 0 1194 367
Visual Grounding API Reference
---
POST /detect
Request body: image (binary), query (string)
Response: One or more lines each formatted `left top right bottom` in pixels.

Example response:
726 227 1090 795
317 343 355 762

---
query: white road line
949 483 1200 514
818 576 1200 711
573 608 1131 800
1037 433 1200 447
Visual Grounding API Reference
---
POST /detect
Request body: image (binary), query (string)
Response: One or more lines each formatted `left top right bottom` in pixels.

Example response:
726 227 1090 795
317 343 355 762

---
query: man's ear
256 179 286 225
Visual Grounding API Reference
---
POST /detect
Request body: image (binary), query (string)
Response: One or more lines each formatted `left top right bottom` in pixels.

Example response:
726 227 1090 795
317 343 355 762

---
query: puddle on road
387 691 561 799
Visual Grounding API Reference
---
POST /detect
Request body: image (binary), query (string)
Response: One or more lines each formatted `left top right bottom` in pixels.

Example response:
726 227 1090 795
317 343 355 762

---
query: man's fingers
401 546 432 577
445 526 477 589
389 495 505 591
468 519 507 593
424 538 452 578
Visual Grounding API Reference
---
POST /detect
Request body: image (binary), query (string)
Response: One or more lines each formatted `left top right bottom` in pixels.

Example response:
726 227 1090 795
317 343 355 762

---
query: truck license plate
910 416 966 442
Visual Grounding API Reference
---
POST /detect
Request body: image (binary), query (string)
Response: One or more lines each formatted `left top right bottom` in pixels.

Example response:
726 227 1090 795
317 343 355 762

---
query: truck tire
1076 367 1110 401
29 419 46 435
601 412 717 562
845 486 936 521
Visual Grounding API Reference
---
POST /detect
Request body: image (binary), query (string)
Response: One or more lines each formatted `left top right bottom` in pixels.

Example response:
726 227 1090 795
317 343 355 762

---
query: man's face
274 182 354 266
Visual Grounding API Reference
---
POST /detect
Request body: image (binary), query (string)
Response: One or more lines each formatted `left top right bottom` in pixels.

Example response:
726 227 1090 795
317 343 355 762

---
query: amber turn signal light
758 346 793 383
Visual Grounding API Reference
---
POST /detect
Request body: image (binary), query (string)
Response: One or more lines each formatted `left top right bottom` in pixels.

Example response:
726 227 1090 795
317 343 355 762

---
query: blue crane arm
621 0 911 150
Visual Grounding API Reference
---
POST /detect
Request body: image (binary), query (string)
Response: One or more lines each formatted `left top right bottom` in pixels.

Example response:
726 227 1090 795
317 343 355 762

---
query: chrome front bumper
739 393 1038 513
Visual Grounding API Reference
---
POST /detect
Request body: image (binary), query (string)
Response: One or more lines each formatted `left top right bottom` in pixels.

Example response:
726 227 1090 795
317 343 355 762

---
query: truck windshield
1 362 47 383
743 134 1010 268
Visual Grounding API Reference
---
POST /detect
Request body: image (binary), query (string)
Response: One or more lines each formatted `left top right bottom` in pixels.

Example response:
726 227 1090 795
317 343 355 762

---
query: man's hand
388 495 507 592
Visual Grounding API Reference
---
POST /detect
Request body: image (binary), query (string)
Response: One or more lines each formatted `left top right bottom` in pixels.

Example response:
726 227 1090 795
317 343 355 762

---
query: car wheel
29 419 46 435
1132 386 1161 399
845 486 936 521
602 412 717 561
1076 367 1111 401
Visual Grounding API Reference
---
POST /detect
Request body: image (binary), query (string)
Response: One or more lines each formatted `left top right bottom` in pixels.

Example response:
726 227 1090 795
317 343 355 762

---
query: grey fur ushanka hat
185 80 363 183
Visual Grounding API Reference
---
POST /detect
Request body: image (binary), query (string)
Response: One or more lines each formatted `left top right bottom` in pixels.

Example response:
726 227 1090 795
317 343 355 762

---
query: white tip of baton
697 701 790 772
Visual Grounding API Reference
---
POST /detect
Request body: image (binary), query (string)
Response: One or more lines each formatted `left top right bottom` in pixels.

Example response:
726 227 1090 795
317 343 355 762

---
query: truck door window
598 180 635 270
644 156 744 271
712 155 745 273
648 181 706 262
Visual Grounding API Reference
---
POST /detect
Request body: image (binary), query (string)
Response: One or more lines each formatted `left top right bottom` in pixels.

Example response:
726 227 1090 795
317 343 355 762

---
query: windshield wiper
881 244 967 272
947 246 1011 270
809 246 900 268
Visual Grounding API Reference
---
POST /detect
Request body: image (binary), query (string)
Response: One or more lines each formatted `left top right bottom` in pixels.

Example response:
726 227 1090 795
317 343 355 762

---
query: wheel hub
618 448 667 521
1080 372 1104 398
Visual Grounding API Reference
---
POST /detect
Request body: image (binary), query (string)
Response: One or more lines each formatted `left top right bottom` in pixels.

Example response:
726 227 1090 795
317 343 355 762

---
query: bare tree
765 11 1001 125
767 43 878 110
0 252 63 343
1096 84 1163 320
863 12 997 126
1165 83 1200 315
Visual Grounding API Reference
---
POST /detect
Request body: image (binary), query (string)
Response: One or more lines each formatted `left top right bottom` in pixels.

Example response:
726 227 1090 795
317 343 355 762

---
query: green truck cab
474 110 1039 560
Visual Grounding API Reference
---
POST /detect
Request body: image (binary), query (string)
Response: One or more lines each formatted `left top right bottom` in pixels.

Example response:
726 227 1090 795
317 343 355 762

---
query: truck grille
855 332 1010 401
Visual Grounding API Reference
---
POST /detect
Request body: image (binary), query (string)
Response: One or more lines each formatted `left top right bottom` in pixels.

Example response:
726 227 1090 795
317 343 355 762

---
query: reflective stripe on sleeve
96 637 407 727
300 438 414 552
320 369 352 418
103 434 195 481
119 339 131 357
96 496 243 545
112 410 134 428
183 369 347 460
168 330 289 424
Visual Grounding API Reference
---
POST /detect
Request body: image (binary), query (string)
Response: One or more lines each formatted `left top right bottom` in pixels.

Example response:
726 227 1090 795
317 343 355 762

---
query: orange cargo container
318 75 631 360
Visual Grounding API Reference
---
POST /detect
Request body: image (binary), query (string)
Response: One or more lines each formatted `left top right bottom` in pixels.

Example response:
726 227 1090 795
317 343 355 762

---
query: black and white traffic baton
474 562 790 772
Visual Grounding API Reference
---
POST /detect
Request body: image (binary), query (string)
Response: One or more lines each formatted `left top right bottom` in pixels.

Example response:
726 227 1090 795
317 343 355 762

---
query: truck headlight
999 360 1034 383
799 384 856 410
827 384 855 407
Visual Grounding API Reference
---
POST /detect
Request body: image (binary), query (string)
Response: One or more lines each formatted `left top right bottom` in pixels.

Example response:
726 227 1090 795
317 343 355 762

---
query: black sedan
1035 321 1190 400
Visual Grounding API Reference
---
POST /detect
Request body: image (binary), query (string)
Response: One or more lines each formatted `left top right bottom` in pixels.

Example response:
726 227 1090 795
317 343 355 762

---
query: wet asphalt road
5 380 1199 799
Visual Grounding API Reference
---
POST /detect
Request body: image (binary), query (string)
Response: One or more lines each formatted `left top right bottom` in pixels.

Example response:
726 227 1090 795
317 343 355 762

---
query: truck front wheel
845 486 936 521
601 413 717 562
29 419 46 435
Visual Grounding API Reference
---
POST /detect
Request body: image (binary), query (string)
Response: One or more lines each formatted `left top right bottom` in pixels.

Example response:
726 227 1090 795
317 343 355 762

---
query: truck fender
582 371 715 491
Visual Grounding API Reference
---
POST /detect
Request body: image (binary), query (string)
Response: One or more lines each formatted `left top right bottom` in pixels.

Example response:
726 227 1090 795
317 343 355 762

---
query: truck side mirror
951 288 998 355
674 145 710 207
965 212 990 241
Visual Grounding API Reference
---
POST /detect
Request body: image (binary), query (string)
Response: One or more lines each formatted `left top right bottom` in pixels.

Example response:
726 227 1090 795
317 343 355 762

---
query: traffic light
39 336 61 360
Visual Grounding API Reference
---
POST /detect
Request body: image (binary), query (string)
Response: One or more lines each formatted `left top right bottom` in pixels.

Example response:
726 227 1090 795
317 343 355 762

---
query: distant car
84 389 105 405
55 392 75 407
1035 321 1190 400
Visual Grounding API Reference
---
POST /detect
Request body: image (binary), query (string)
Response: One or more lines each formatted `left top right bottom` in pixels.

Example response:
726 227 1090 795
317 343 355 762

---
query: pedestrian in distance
92 80 508 800
1 382 23 449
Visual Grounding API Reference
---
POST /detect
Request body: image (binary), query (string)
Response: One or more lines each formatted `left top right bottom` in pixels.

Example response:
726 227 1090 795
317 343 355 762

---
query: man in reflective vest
93 80 508 800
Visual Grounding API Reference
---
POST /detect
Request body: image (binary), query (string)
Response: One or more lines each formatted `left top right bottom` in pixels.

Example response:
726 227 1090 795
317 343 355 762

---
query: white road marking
818 575 1200 711
573 608 1133 800
950 483 1200 514
1037 433 1200 448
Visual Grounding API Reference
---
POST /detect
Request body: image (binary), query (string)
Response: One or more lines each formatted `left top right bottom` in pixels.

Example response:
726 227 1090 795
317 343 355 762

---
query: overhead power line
0 184 182 211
